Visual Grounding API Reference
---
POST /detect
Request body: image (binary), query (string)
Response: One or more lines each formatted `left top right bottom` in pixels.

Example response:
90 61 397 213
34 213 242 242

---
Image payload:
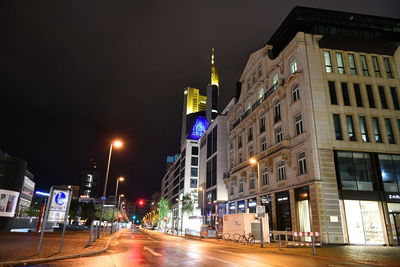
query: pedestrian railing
88 221 126 246
270 230 321 255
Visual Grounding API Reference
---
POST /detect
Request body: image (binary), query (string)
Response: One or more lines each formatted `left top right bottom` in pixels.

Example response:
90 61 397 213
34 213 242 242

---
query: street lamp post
199 187 205 225
99 140 123 238
118 194 125 212
250 158 264 248
112 177 124 227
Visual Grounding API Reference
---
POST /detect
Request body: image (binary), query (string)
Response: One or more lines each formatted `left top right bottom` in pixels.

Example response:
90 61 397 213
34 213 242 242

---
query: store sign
0 189 19 218
48 189 71 223
256 205 265 218
388 194 400 200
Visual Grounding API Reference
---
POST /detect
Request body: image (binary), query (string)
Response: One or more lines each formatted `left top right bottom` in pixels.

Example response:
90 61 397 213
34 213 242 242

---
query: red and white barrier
293 232 320 237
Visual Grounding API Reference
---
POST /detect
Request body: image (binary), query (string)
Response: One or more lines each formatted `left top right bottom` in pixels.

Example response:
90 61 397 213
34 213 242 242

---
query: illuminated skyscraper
207 48 219 123
183 87 207 115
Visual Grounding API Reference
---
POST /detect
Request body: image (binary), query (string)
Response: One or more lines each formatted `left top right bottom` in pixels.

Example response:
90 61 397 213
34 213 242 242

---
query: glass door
389 213 400 245
298 200 311 241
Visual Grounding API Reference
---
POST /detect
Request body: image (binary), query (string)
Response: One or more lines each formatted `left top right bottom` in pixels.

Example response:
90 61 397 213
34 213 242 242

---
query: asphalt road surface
27 228 375 267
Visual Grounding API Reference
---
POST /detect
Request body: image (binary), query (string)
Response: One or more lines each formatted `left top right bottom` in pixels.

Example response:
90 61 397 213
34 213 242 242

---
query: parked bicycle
237 232 255 245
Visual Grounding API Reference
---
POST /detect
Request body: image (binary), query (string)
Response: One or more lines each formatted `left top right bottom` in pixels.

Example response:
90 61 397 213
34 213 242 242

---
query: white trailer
223 213 270 243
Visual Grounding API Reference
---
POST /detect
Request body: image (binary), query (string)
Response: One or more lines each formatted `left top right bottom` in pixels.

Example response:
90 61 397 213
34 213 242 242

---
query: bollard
88 221 94 246
278 234 282 250
312 235 316 255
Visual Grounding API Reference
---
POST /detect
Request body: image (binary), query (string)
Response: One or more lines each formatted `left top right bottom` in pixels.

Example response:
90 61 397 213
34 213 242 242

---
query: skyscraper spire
210 48 219 89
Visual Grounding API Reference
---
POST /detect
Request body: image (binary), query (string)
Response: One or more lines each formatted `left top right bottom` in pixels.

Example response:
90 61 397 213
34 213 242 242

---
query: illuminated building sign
188 116 209 140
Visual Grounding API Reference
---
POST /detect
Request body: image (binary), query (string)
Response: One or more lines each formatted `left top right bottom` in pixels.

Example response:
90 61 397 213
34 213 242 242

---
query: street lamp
99 139 123 237
250 157 264 248
118 194 125 211
113 176 125 223
198 187 205 225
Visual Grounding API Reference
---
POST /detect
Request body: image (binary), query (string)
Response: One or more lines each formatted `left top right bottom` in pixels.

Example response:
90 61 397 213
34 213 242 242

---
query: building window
206 155 217 188
333 114 343 140
230 182 234 195
295 114 303 135
372 118 382 143
258 88 264 100
238 134 243 148
342 82 351 106
354 84 363 107
190 179 198 188
385 118 395 144
348 54 357 75
328 81 338 105
249 174 255 190
298 152 307 175
190 167 198 177
289 57 297 74
336 151 375 191
336 52 345 74
360 55 369 76
272 73 279 89
372 56 381 77
247 78 251 89
347 115 356 141
248 125 253 142
274 99 281 123
229 141 233 150
275 127 283 143
229 153 234 168
324 51 333 72
238 152 243 164
260 137 267 151
259 114 265 133
191 157 198 166
390 87 400 110
262 168 269 185
292 84 300 102
192 146 199 155
366 85 376 108
278 161 286 181
258 65 263 78
378 86 388 109
378 154 400 192
359 116 369 142
239 178 244 193
248 145 254 157
383 58 393 78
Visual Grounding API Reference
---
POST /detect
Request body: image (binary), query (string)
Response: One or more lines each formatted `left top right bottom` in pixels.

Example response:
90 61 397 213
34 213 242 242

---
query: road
27 228 375 267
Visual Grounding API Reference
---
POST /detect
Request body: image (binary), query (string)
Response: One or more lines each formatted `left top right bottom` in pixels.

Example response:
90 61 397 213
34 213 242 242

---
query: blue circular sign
55 192 67 205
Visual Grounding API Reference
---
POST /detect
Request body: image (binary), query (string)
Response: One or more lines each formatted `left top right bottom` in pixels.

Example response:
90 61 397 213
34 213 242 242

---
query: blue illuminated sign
188 116 209 140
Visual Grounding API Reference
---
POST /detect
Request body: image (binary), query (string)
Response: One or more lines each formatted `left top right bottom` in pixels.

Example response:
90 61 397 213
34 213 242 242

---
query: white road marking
215 249 247 256
144 246 162 257
203 255 243 267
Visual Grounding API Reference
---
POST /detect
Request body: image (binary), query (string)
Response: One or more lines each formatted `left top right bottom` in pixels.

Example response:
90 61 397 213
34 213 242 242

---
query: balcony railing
230 83 279 131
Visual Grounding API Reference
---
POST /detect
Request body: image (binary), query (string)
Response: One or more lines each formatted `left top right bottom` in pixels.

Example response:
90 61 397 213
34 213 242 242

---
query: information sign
48 189 71 223
256 205 265 218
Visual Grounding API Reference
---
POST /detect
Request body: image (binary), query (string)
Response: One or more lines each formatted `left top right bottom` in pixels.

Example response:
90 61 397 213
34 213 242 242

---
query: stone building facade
225 7 400 245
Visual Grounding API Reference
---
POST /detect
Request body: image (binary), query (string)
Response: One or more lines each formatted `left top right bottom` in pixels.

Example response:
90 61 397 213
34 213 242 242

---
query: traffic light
138 199 144 206
132 215 136 219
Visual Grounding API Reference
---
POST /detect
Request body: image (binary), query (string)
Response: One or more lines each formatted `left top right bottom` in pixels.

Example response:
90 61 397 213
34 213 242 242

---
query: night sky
1 1 399 201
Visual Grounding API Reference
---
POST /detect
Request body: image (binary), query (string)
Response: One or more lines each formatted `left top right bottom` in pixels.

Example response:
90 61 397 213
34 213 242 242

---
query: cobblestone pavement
0 231 110 263
164 232 400 267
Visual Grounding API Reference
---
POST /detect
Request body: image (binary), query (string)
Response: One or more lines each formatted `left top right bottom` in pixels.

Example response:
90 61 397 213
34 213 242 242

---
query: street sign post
37 186 72 254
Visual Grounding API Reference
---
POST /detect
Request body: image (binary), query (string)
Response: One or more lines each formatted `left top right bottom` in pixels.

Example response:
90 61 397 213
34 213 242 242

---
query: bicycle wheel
233 233 241 242
248 235 255 246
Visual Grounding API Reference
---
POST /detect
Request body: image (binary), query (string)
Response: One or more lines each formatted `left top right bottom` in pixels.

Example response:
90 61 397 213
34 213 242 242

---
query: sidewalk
0 229 122 266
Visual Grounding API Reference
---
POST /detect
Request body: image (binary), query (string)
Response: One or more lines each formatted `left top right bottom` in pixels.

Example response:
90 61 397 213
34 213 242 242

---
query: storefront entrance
389 213 400 245
344 200 385 245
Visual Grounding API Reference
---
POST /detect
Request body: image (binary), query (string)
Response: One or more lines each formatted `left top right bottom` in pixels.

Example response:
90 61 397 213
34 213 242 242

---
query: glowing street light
99 139 123 237
249 157 264 248
113 176 125 225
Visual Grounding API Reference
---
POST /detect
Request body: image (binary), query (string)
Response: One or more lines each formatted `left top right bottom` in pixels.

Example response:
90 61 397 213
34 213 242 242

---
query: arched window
262 168 269 185
298 152 307 175
278 161 286 181
273 99 281 123
292 84 300 102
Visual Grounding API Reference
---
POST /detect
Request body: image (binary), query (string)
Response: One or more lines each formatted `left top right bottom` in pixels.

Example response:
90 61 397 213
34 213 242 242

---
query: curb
0 229 125 267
